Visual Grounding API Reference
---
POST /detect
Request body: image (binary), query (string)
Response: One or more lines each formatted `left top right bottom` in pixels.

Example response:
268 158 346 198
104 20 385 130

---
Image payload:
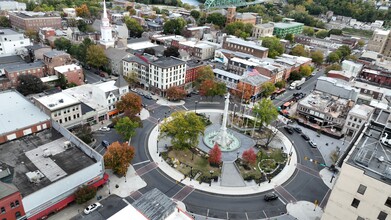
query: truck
289 78 305 90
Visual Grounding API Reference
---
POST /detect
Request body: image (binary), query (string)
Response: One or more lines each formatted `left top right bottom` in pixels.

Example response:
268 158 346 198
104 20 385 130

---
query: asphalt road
84 68 105 84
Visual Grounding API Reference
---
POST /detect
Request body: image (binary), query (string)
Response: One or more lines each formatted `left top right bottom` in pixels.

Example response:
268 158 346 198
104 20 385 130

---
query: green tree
74 185 96 204
336 45 351 59
54 37 72 52
357 39 365 48
143 47 155 55
327 52 340 63
163 18 186 35
77 19 88 32
190 10 201 20
311 50 324 65
299 64 312 77
76 38 93 63
291 44 309 57
302 26 315 36
17 75 47 95
73 125 93 144
163 46 180 57
325 63 342 73
86 45 108 69
0 16 11 27
275 80 286 89
225 21 253 39
261 36 284 58
160 111 206 150
288 70 302 81
284 33 294 42
115 117 139 141
124 16 144 37
253 99 278 130
25 29 38 42
315 29 329 39
206 13 226 28
328 29 342 35
261 82 276 97
104 142 135 176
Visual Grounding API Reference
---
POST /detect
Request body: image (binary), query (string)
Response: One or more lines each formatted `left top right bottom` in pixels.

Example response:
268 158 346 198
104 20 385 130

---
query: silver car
309 140 317 148
84 202 102 214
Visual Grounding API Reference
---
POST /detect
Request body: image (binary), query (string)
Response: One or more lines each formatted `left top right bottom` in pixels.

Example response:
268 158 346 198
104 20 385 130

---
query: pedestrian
268 179 271 183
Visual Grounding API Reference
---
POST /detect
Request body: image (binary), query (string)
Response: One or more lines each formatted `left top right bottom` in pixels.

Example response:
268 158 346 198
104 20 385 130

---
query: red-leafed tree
166 86 186 101
242 148 257 165
208 143 222 166
199 79 215 97
232 82 252 101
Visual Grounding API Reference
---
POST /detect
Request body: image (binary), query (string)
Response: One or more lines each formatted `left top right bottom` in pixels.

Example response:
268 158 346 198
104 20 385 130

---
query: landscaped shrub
74 185 97 204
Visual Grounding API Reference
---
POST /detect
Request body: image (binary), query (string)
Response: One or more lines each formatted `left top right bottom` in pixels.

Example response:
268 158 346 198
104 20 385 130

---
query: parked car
102 140 110 148
284 126 294 134
107 123 115 129
98 126 110 132
296 86 302 90
84 202 102 214
301 134 310 141
144 93 153 100
293 127 302 133
264 193 278 201
130 88 137 92
309 140 317 148
191 90 199 95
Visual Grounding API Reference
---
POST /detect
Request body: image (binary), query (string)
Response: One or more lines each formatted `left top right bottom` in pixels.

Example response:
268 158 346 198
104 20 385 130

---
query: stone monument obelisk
213 93 232 149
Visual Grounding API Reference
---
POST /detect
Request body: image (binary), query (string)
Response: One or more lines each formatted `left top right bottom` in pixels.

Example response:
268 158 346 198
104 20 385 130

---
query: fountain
203 93 240 151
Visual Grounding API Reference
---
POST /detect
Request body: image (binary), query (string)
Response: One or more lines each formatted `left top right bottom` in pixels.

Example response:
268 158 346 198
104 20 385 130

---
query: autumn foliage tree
208 144 222 166
231 82 252 101
199 80 226 100
166 86 186 101
76 4 90 18
116 93 142 117
104 142 135 176
74 185 97 204
242 148 257 165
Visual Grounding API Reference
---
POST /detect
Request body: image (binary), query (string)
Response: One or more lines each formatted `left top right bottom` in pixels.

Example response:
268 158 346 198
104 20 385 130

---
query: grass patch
163 148 220 181
342 28 373 38
235 160 264 183
258 148 286 163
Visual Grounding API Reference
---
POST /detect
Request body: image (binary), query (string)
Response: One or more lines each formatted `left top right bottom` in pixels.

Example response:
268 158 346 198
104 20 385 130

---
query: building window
1 207 5 213
378 211 388 220
15 200 19 207
15 212 21 218
351 198 360 208
357 184 367 195
385 197 391 208
10 202 14 208
357 217 365 220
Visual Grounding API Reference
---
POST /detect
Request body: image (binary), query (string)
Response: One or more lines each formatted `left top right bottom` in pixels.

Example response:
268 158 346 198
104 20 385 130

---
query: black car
293 127 302 133
107 123 115 129
264 193 278 201
284 126 294 134
296 86 302 90
102 140 110 148
301 134 310 141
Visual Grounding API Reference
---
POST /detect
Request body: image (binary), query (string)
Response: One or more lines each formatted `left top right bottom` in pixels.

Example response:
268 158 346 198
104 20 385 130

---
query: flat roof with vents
35 91 80 111
0 90 50 136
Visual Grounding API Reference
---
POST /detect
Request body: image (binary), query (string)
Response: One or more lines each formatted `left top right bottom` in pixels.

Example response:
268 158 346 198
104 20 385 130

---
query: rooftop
0 55 25 65
54 64 81 73
254 23 274 28
225 37 268 52
349 104 374 118
273 21 304 29
0 90 50 136
63 85 107 111
213 68 242 80
346 109 391 184
43 50 68 58
0 182 18 200
151 57 186 68
298 90 351 119
240 69 270 86
132 188 176 220
35 92 80 111
4 60 44 72
11 11 60 18
0 128 95 197
0 28 22 35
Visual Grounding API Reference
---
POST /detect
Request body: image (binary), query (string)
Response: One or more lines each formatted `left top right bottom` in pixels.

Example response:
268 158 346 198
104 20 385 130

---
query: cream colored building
252 23 274 39
367 29 390 53
342 104 374 138
322 109 391 220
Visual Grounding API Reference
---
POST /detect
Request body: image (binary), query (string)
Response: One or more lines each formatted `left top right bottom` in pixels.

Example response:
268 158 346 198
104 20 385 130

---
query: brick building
38 27 56 42
9 11 61 31
43 50 72 74
0 61 46 90
222 36 268 59
359 67 391 87
185 60 207 91
54 64 84 86
0 182 26 220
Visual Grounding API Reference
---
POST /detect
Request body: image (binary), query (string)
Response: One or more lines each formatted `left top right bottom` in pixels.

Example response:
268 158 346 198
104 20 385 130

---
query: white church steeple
100 0 114 48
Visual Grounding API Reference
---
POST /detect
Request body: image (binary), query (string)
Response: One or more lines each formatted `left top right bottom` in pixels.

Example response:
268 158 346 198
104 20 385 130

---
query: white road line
278 197 287 205
263 210 268 218
245 212 249 220
122 198 131 205
206 209 209 217
182 105 188 110
133 160 151 166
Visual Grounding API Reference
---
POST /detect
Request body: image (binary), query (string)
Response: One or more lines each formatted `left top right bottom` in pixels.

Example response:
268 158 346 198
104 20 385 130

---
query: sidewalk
286 201 323 220
151 109 298 195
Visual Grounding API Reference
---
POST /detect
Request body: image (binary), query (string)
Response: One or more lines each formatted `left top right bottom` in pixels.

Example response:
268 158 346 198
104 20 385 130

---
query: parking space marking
278 197 286 205
263 210 268 218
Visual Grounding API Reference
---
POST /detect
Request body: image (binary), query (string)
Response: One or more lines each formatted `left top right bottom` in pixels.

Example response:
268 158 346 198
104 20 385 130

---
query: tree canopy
54 37 72 52
199 80 226 100
261 82 276 97
166 86 186 101
104 142 135 176
253 98 278 129
116 93 142 117
125 16 144 37
261 37 284 58
160 111 206 150
291 44 309 57
232 82 252 101
0 16 11 27
17 75 47 95
163 46 180 57
315 29 329 39
75 4 90 18
163 18 186 35
311 50 324 65
299 65 312 77
225 21 253 39
242 148 257 165
74 185 96 204
115 117 140 141
208 144 222 166
195 66 214 88
86 45 108 69
206 13 226 28
190 10 201 20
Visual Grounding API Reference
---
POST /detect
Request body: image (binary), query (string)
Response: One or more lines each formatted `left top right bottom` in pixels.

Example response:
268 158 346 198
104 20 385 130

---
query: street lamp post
108 179 111 195
288 141 294 165
195 101 198 114
190 166 193 181
232 104 237 126
156 139 159 154
236 151 239 160
209 170 214 186
125 174 127 183
252 112 259 137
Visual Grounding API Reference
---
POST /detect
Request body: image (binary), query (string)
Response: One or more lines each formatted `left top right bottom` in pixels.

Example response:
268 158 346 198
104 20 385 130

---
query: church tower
100 0 115 48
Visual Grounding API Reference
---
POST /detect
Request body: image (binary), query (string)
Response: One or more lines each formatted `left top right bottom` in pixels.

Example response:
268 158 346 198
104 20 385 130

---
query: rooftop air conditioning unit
43 149 51 157
63 141 71 150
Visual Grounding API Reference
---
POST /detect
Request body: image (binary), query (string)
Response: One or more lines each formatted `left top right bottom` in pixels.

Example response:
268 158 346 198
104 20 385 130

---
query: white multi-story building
0 29 30 57
63 8 76 17
123 55 186 95
34 92 83 128
0 1 26 11
322 107 391 220
99 0 115 48
252 23 274 38
342 104 374 138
